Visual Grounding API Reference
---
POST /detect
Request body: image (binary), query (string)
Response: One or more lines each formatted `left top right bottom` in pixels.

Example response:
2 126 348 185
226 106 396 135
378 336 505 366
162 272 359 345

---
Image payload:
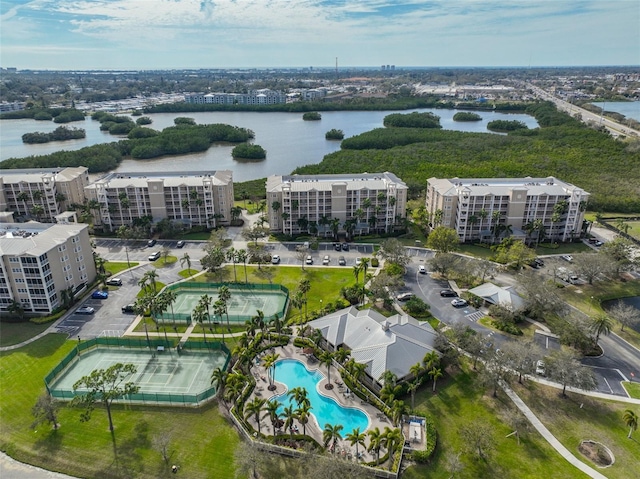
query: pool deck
246 343 395 464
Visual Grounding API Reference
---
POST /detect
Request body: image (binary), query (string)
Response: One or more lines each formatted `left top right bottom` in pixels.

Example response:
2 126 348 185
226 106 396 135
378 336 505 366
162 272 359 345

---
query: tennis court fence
44 337 230 407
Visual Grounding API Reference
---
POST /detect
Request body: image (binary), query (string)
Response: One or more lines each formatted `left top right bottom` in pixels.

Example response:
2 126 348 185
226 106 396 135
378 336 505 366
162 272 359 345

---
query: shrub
325 129 344 140
302 111 321 121
231 143 266 160
383 111 441 129
453 111 482 122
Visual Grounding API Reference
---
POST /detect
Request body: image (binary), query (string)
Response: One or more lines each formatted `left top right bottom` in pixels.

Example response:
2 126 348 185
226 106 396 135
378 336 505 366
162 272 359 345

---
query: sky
1 0 638 70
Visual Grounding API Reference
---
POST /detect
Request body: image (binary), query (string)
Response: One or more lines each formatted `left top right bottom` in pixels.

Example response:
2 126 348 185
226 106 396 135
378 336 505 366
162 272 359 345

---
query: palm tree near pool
263 353 280 391
296 402 312 436
320 350 335 389
288 386 309 408
623 409 638 439
367 427 383 465
265 399 282 434
245 397 267 435
282 405 297 437
346 427 366 462
323 423 344 454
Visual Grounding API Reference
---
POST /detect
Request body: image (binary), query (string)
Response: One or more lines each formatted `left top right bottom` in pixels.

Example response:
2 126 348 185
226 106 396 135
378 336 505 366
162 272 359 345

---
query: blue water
271 359 369 433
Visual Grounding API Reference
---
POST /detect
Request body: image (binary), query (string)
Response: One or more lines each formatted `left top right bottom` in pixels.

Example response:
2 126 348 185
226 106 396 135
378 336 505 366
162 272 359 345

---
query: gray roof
86 170 232 190
428 176 589 197
308 306 439 383
468 282 525 311
0 223 88 256
266 172 407 194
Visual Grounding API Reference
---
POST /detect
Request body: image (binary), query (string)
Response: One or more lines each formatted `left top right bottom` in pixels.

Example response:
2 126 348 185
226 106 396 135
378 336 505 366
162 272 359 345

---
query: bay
591 101 640 122
1 109 538 182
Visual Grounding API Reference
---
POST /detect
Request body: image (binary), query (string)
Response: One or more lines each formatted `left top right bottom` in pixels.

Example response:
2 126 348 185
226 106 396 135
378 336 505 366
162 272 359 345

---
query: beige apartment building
0 223 96 315
266 172 408 237
425 177 590 243
85 171 234 231
0 167 90 222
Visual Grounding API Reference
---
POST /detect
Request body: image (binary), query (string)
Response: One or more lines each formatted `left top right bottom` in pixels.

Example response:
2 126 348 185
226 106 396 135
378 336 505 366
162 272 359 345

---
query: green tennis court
48 346 227 404
160 283 289 324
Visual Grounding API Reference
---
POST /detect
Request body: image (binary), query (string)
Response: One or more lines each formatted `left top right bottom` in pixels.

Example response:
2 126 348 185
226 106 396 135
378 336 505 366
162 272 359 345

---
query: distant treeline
22 126 86 144
1 108 85 123
0 122 253 172
291 102 640 213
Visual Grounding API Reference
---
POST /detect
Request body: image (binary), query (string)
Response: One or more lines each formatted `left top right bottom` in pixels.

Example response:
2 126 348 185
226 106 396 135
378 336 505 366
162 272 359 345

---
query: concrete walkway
0 452 80 479
502 384 609 479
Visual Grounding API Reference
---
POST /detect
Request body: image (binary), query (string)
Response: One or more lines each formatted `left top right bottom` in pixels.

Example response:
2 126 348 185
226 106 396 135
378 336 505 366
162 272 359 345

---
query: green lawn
105 261 139 275
0 321 51 347
402 364 588 479
514 381 639 479
621 382 640 399
0 334 239 479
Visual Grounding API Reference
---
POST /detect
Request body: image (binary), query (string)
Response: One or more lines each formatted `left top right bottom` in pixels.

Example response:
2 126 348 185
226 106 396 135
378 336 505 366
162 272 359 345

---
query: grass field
0 334 239 479
621 382 640 399
514 381 640 479
0 321 51 347
402 363 589 479
105 261 139 275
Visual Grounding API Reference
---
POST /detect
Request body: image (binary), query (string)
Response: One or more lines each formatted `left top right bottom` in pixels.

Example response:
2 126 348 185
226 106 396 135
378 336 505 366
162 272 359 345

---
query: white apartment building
425 177 590 243
0 167 90 223
85 171 234 231
185 89 286 105
266 173 408 237
0 223 96 315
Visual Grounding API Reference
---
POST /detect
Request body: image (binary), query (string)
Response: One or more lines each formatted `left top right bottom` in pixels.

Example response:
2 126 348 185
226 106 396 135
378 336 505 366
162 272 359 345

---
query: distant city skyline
1 0 638 71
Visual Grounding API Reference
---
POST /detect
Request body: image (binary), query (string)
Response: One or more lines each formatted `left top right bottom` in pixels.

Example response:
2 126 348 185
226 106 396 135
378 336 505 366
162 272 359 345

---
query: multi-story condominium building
266 172 408 237
0 167 90 223
0 223 96 315
185 89 286 105
425 177 590 243
85 171 234 231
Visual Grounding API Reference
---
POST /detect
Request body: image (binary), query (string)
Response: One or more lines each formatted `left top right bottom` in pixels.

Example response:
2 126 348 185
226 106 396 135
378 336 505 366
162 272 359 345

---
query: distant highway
527 83 640 138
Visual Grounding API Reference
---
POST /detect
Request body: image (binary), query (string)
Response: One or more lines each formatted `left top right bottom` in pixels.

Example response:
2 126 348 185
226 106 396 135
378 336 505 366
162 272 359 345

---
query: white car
418 265 427 274
271 254 280 264
451 298 468 308
561 254 573 262
322 255 330 265
305 255 313 265
535 360 546 375
355 257 362 266
75 306 95 315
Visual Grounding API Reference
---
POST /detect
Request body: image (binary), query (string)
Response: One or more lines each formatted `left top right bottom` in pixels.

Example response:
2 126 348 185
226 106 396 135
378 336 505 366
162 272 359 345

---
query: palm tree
422 351 440 371
198 293 213 327
296 403 312 436
590 313 613 347
141 269 159 294
329 217 340 240
236 249 248 283
227 247 238 282
265 399 282 434
353 264 362 285
429 367 443 392
623 409 638 439
218 285 231 331
323 423 344 454
16 191 30 215
192 304 208 342
320 350 334 389
409 363 423 410
346 427 366 461
298 278 311 320
365 427 381 466
381 427 403 470
334 347 350 365
282 405 297 437
263 353 280 390
213 300 226 343
160 289 177 323
288 386 309 408
180 252 192 275
390 399 405 426
210 367 228 397
244 397 267 435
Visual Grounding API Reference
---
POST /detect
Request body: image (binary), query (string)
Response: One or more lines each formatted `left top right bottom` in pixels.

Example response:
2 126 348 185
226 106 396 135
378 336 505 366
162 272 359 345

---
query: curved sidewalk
502 384 609 479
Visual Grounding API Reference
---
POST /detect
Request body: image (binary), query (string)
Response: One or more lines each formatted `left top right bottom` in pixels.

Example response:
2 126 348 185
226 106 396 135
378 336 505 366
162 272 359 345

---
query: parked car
334 243 342 252
396 292 414 301
341 243 349 251
176 240 186 248
122 304 136 314
451 298 468 308
147 239 157 247
271 254 281 264
440 289 458 297
322 255 330 265
75 306 95 315
91 290 108 299
587 238 598 244
305 255 313 265
561 254 573 262
106 278 123 286
534 258 545 267
418 265 427 274
148 251 161 261
535 360 546 375
355 257 362 266
338 256 346 266
594 241 604 247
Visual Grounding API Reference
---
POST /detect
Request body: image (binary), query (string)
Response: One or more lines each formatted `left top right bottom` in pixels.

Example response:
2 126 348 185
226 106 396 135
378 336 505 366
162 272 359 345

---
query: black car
147 239 157 247
440 289 458 297
334 243 342 252
534 258 545 267
341 243 349 251
122 304 136 313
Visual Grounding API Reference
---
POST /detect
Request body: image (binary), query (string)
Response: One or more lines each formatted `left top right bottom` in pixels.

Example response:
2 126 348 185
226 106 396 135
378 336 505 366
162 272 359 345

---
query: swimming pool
272 359 369 433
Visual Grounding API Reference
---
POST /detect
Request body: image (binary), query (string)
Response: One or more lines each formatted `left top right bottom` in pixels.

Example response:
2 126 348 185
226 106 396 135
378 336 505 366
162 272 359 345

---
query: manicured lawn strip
0 321 51 347
105 261 139 275
178 268 200 278
0 334 239 479
513 381 639 479
402 363 586 479
621 381 640 399
457 243 496 259
535 242 591 255
556 279 640 348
